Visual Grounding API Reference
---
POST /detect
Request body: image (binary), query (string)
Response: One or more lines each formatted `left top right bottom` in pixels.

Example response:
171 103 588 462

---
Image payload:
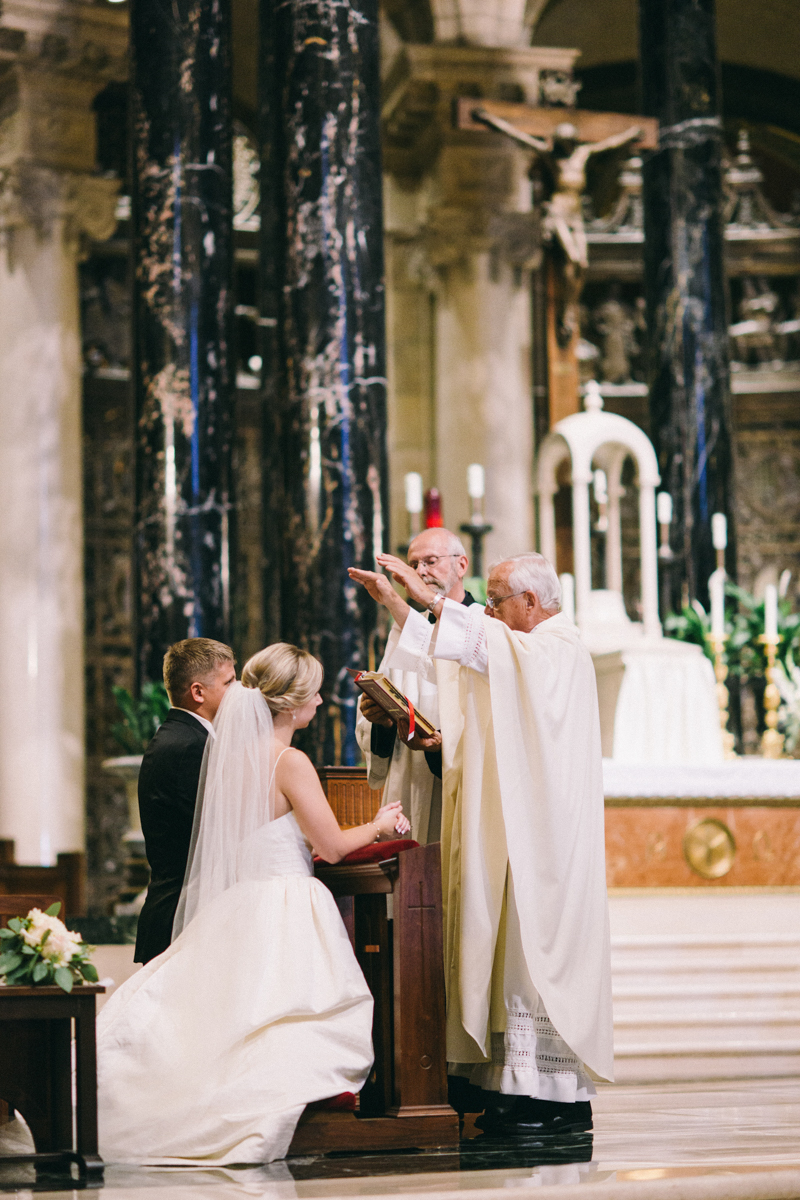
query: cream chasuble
393 601 614 1089
355 623 443 844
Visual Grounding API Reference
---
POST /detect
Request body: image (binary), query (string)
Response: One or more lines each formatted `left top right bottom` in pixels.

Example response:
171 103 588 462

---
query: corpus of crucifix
1 0 800 1184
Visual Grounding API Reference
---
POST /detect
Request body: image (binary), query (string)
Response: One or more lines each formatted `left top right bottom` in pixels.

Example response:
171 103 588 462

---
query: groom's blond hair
242 643 323 714
163 638 235 705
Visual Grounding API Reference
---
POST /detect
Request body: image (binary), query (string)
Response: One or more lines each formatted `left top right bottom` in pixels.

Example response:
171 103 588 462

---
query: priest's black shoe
448 1073 485 1117
475 1096 593 1138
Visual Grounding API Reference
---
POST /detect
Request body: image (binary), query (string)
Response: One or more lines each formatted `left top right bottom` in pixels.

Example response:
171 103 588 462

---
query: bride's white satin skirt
97 877 374 1165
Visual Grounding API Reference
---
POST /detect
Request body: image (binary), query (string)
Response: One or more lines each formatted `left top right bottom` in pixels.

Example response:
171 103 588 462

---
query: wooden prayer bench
0 893 104 1183
0 841 87 918
290 776 458 1154
317 765 382 827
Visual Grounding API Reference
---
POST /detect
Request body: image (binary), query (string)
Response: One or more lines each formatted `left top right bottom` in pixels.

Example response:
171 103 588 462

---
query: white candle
711 513 727 551
560 573 575 623
404 472 423 514
710 569 725 638
657 492 673 525
764 583 778 641
593 469 608 505
467 463 485 500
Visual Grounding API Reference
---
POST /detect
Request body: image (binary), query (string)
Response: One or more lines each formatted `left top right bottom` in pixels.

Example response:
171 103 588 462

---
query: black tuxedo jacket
134 709 209 964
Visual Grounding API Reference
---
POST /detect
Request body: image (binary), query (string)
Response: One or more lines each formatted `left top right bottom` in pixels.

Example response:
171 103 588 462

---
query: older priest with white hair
355 527 478 843
349 551 613 1139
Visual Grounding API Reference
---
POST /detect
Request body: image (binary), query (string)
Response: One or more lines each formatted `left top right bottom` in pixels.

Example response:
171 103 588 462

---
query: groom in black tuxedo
134 638 236 964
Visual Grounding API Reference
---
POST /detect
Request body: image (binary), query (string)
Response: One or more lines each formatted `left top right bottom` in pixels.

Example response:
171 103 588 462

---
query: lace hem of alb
460 1008 596 1100
494 1009 585 1076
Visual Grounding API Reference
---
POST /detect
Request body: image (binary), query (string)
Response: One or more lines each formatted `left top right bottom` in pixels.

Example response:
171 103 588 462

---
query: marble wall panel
82 375 135 913
605 805 800 888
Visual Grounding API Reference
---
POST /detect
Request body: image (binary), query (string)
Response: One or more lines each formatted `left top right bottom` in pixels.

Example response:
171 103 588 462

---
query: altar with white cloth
602 757 800 1082
603 757 800 888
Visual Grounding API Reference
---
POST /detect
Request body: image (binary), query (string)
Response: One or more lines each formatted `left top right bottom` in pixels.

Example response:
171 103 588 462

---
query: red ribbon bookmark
406 697 416 741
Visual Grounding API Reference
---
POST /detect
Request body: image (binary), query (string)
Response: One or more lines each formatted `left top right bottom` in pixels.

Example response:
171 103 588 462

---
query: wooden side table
0 984 105 1182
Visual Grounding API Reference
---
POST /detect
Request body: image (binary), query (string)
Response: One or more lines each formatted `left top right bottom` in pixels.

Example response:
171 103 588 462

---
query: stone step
615 1010 800 1028
615 1036 800 1057
607 893 800 1081
614 980 800 999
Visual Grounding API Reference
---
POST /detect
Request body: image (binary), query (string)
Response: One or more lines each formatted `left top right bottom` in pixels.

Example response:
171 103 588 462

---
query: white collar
172 707 216 738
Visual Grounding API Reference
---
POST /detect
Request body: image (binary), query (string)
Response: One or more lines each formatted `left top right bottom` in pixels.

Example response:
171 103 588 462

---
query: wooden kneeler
288 841 458 1154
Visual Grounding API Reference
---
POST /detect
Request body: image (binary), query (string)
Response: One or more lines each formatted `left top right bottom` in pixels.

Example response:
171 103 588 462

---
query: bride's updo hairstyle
241 643 323 715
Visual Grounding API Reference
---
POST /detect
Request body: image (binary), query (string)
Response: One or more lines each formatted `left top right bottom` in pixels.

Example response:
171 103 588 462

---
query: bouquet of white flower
0 902 98 993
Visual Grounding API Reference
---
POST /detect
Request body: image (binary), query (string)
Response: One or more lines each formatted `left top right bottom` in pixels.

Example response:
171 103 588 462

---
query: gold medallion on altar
682 818 737 880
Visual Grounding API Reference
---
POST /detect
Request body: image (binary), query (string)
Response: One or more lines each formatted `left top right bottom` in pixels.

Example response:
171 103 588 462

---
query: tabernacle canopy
406 605 613 1083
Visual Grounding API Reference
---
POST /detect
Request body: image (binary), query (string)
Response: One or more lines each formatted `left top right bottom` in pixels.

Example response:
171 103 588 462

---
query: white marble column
382 42 579 562
0 167 117 864
435 251 533 560
0 1 125 865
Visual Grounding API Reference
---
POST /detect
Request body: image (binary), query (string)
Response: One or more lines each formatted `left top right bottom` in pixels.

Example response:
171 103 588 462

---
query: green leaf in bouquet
54 966 74 993
5 958 34 984
45 902 61 917
0 952 23 973
32 960 49 983
7 918 22 933
0 927 16 938
20 943 35 955
40 928 51 945
79 961 99 982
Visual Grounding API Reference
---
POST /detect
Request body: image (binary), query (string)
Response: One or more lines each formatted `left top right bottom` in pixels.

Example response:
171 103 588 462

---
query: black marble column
131 0 234 684
640 0 735 610
260 0 389 766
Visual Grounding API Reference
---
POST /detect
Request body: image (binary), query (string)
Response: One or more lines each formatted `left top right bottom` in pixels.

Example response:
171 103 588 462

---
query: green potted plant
102 682 170 839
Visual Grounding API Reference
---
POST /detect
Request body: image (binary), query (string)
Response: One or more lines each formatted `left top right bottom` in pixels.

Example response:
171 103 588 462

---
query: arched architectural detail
536 381 660 641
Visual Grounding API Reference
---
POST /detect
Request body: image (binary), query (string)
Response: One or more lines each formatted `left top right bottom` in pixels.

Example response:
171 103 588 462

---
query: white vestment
355 622 444 843
393 601 614 1096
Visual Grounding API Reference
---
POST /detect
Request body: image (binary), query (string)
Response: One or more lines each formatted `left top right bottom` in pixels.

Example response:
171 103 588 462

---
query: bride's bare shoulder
276 746 317 780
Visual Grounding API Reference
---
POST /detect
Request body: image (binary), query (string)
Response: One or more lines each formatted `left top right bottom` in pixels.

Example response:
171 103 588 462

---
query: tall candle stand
759 635 784 759
707 634 737 759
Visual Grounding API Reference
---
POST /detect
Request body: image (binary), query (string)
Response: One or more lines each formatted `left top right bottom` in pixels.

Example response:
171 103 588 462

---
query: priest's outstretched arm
348 556 488 676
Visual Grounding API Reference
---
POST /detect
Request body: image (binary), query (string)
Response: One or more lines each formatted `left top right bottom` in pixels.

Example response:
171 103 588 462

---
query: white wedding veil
172 681 278 937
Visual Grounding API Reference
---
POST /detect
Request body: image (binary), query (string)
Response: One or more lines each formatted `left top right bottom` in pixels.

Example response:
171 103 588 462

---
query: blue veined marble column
131 0 235 684
260 0 389 765
639 0 735 610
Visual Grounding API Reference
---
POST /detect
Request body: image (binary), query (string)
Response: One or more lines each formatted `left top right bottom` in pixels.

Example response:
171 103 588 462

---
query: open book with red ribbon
347 669 438 740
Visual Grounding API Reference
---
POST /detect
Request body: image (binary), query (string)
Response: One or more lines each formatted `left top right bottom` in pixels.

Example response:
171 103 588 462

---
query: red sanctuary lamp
424 488 443 528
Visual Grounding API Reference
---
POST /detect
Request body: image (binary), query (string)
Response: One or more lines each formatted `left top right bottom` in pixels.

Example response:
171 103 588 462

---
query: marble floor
2 1078 799 1199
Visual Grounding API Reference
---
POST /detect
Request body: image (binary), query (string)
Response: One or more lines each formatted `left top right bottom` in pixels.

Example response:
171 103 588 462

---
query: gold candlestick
759 635 784 759
707 634 737 759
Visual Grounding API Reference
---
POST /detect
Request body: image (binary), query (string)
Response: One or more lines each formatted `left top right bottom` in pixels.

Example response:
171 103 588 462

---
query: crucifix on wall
456 100 658 428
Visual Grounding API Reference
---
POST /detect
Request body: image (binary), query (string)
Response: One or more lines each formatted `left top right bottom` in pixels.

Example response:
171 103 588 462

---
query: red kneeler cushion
305 1092 357 1113
314 838 419 866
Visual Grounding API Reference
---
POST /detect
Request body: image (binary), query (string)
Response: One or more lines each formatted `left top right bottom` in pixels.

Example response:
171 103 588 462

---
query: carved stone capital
0 0 127 81
0 163 119 243
0 0 128 175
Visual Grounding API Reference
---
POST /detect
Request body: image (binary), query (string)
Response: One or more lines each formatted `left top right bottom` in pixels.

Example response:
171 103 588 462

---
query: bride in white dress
98 643 409 1166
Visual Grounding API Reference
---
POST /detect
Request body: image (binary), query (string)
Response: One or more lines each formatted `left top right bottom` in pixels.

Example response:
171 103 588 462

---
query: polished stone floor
2 1078 799 1198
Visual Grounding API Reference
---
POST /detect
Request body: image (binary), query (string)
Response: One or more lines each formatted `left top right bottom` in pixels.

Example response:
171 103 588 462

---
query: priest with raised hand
355 526 479 844
348 551 613 1140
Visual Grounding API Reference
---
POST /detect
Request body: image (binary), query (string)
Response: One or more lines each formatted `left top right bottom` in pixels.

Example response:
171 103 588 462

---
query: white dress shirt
172 708 215 738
